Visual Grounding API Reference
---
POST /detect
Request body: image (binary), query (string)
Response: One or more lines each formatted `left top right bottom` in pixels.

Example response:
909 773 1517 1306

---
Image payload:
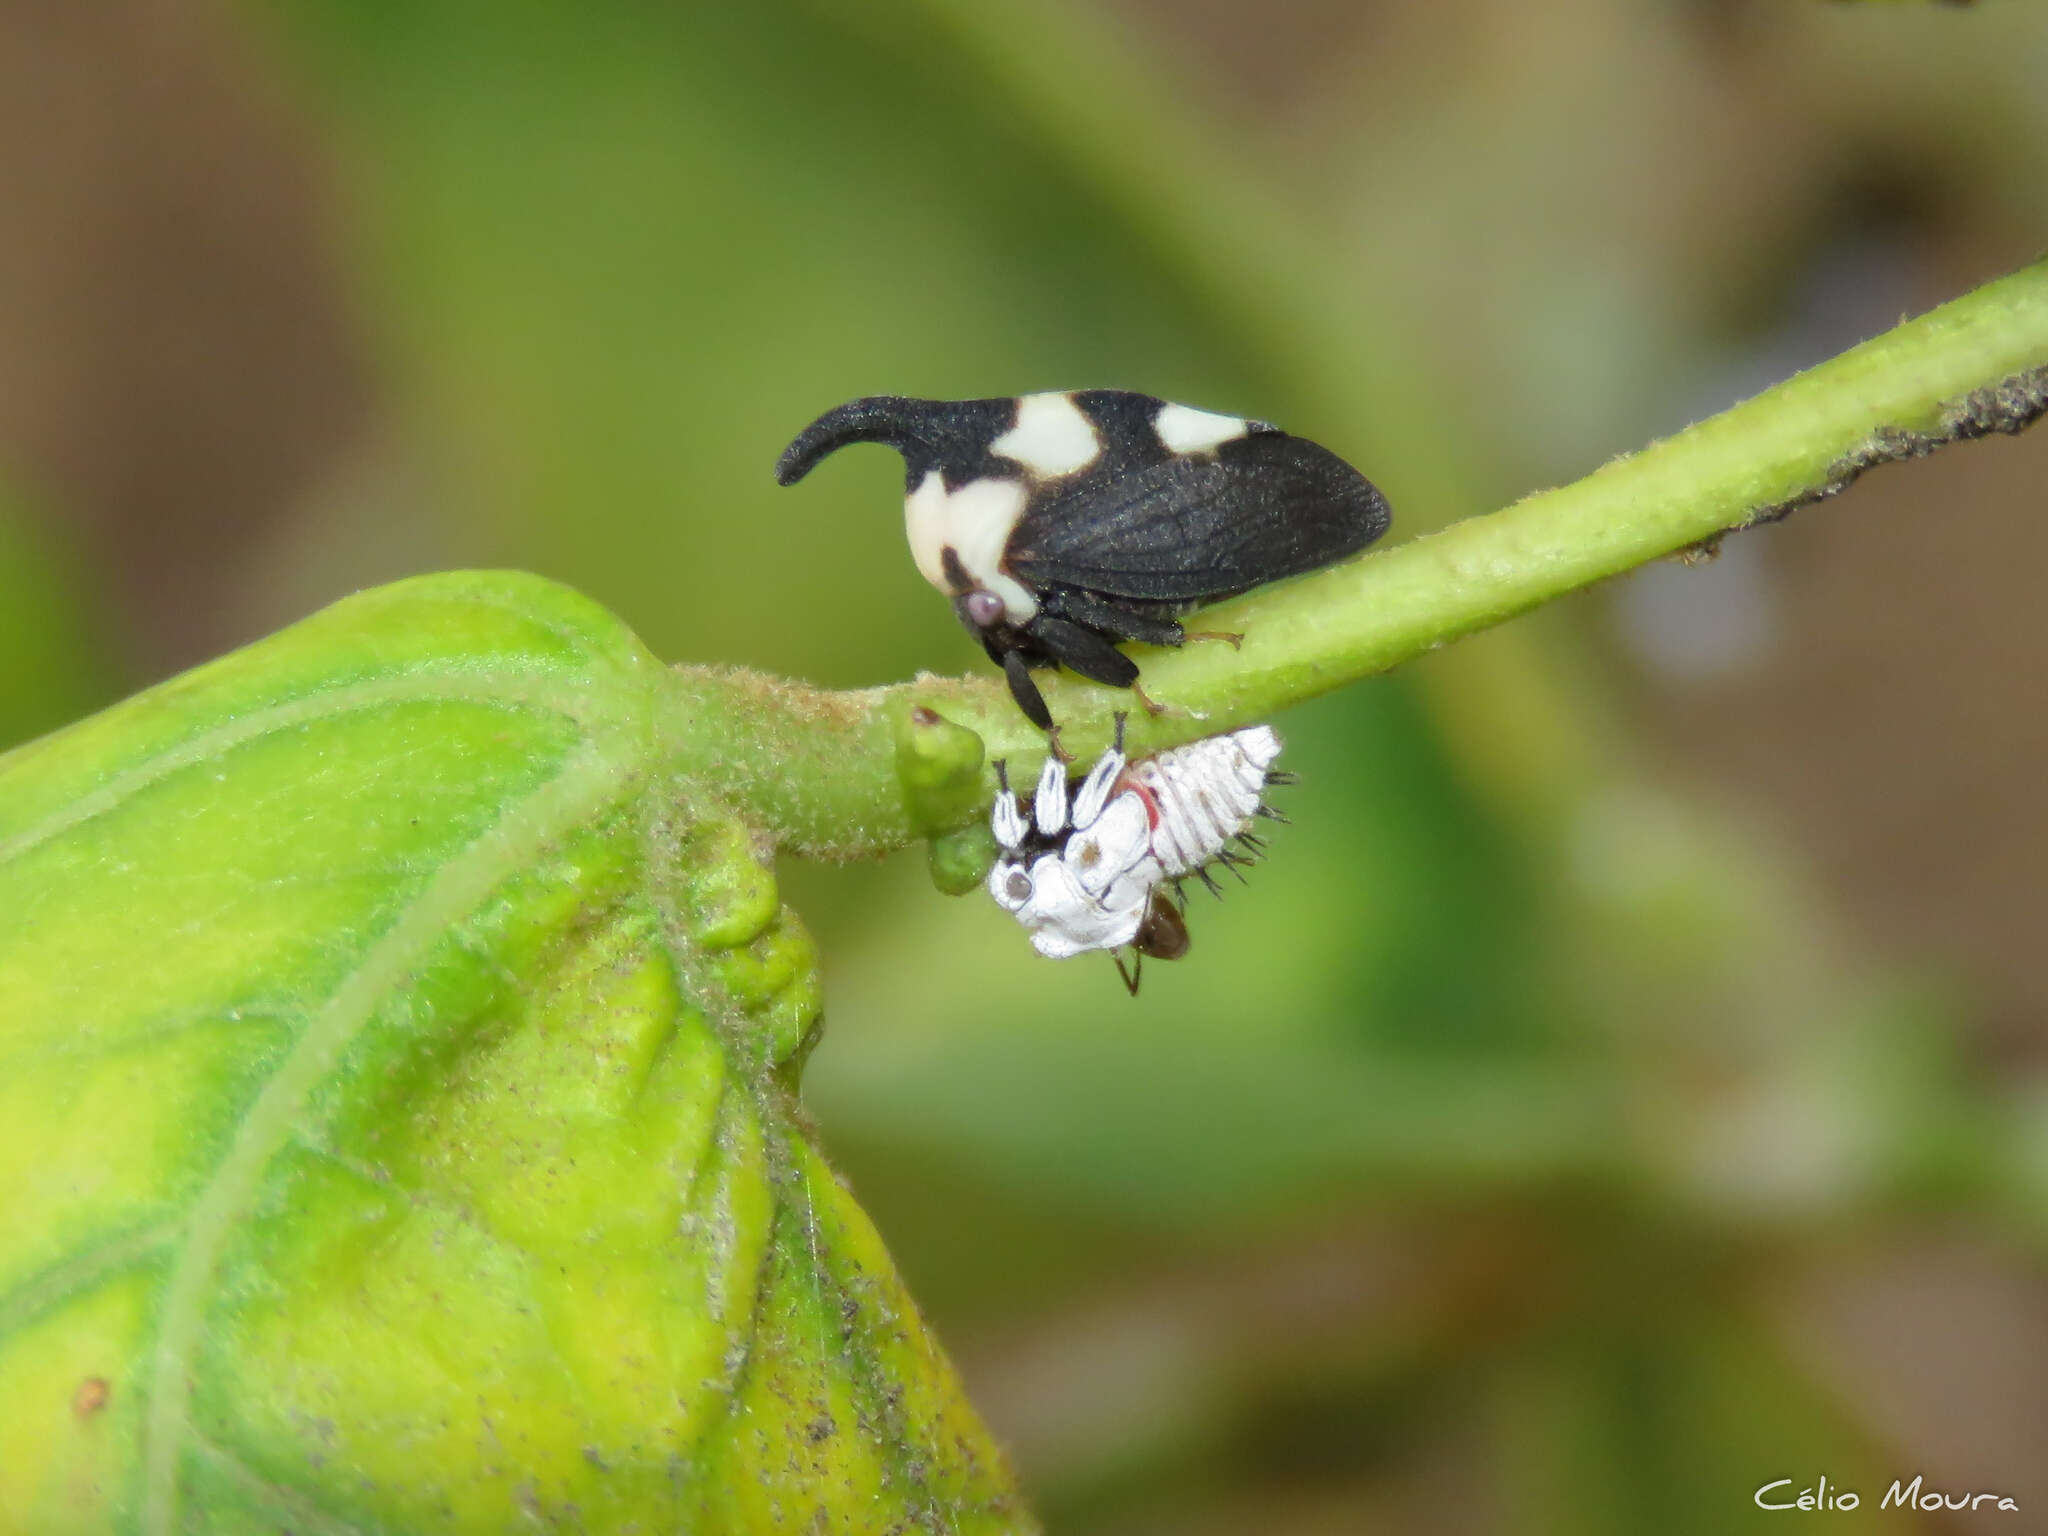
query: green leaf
0 572 1030 1534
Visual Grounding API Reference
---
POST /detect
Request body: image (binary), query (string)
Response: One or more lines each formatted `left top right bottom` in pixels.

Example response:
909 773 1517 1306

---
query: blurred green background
4 1 2046 1530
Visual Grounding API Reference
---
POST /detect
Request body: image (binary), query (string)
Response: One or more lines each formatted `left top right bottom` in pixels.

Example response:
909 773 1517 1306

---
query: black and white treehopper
986 718 1292 994
775 390 1392 732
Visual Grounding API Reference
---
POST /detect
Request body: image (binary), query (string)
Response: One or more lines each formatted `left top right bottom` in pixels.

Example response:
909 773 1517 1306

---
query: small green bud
893 701 985 834
928 820 1000 896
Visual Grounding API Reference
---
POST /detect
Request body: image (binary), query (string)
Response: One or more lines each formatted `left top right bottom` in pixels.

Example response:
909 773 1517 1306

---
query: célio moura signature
1754 1474 2018 1514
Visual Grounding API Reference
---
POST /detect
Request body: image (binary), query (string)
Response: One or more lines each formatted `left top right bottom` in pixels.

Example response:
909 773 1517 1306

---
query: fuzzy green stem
666 257 2048 862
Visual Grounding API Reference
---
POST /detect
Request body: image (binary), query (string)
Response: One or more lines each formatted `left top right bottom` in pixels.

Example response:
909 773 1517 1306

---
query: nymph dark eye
964 590 1005 629
1004 870 1032 903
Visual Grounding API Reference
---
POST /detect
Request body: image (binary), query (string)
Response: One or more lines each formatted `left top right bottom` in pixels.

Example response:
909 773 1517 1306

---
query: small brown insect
1114 891 1191 994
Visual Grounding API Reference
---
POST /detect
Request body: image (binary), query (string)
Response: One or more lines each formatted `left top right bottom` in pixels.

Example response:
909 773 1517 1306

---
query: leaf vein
137 734 640 1533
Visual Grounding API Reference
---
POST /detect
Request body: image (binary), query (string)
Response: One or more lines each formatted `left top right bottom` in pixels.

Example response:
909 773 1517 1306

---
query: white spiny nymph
985 719 1288 992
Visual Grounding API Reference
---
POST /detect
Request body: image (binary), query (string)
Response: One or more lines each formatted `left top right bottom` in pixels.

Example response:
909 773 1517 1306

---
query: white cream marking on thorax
903 469 1038 622
1154 402 1250 455
992 392 1102 479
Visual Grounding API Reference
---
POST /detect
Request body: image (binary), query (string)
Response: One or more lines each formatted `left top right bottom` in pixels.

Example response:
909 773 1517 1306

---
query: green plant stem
666 257 2048 862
